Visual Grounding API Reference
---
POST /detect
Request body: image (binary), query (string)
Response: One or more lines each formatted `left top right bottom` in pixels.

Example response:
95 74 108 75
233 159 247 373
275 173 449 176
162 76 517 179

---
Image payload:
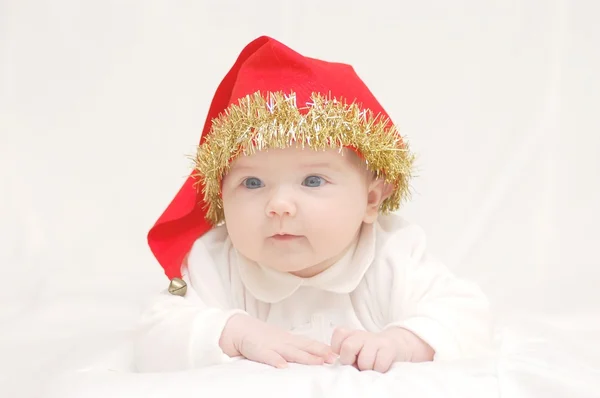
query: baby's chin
260 259 313 274
260 257 333 278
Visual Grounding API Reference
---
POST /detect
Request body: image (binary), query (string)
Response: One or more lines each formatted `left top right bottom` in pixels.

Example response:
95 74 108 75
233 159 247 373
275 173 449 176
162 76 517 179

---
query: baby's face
221 146 385 276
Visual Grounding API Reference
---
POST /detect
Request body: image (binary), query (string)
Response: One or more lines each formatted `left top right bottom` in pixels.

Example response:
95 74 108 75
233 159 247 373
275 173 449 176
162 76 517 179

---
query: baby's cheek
313 210 361 245
226 214 261 257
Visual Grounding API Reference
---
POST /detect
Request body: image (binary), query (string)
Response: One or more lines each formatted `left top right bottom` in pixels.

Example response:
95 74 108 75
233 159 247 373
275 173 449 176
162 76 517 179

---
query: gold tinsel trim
193 91 415 225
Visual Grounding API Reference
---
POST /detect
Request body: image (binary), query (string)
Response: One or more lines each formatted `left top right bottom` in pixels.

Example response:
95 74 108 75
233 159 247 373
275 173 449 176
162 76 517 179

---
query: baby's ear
363 178 394 223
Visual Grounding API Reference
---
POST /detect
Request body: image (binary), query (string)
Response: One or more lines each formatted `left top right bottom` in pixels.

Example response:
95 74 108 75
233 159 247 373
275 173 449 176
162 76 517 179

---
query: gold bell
168 277 187 296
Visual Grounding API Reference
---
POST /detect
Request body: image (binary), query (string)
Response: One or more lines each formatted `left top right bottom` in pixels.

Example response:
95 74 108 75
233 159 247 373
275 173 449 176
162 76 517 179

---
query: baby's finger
330 327 353 355
356 341 378 371
339 334 364 366
373 348 396 373
279 345 326 366
291 337 336 363
253 349 288 369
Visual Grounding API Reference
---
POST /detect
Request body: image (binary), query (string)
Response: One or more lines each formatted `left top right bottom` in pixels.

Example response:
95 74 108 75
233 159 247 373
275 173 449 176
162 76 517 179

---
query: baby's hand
331 327 434 373
220 314 336 369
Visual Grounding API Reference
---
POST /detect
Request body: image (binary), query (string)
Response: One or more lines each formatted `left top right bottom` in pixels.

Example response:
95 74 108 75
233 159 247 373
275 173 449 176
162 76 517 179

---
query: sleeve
133 242 247 372
382 224 494 361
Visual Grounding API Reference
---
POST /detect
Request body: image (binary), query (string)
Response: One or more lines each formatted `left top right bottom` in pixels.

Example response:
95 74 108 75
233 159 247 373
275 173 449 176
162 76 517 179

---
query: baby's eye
302 176 325 187
243 177 264 189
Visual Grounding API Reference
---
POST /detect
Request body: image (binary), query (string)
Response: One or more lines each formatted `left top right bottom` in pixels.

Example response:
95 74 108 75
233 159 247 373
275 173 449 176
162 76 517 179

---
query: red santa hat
147 36 414 294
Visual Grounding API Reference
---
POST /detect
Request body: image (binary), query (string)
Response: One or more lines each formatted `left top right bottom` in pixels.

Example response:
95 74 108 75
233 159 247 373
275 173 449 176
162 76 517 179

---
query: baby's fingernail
327 353 338 363
276 362 288 369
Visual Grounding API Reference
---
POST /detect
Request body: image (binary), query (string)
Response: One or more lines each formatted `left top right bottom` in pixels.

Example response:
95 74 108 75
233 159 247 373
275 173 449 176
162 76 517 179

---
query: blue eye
243 177 263 189
302 176 325 187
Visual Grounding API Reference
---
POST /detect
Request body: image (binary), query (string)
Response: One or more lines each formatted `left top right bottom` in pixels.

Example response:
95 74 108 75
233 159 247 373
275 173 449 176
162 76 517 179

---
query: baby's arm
382 223 494 361
135 277 334 372
134 240 334 372
133 267 246 372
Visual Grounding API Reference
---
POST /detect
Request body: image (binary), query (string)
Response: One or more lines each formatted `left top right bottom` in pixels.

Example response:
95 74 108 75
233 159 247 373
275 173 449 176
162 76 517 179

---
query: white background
1 0 599 345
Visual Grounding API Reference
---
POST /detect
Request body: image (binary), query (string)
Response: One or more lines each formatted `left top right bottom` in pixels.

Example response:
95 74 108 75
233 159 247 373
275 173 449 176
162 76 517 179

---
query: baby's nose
265 189 297 217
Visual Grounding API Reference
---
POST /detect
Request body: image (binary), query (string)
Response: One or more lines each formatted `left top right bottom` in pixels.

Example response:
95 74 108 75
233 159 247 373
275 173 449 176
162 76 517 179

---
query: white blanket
4 302 597 398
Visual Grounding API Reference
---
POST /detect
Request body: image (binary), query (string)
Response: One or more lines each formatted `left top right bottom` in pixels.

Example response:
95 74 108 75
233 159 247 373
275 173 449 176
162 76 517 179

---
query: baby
135 36 492 373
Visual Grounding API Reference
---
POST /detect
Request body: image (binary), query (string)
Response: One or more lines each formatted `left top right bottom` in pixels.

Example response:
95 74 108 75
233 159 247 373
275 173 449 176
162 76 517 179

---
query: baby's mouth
270 233 302 241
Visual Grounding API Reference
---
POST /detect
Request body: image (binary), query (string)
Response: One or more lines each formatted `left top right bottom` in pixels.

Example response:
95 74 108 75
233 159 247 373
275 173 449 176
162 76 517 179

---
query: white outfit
134 214 493 372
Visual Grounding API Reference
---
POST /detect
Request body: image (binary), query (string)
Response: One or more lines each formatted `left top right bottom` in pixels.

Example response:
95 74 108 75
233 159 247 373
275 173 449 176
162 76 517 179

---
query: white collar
235 223 376 303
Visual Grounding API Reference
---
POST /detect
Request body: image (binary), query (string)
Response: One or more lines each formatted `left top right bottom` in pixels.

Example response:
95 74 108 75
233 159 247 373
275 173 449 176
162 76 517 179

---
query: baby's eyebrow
228 161 344 174
300 162 337 170
302 161 352 174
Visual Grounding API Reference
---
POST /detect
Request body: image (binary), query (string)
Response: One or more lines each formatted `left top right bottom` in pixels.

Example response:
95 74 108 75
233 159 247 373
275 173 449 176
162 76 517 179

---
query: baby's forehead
230 146 365 170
